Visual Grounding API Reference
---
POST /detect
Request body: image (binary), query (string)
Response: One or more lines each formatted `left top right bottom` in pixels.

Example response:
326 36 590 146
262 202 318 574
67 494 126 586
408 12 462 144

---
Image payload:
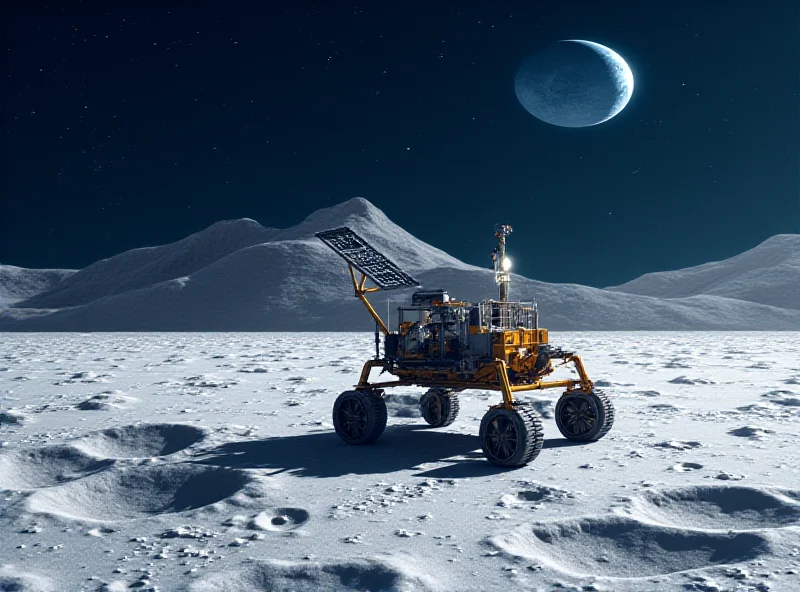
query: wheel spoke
484 413 519 461
560 396 597 436
339 398 366 439
428 397 441 423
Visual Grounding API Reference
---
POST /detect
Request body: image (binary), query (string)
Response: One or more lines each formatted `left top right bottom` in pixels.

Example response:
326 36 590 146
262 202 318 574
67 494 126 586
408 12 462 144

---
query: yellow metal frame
348 263 388 334
356 356 594 410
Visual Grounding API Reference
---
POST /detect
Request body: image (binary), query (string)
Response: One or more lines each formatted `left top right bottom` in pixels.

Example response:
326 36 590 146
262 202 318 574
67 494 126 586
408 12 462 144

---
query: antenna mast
492 224 513 302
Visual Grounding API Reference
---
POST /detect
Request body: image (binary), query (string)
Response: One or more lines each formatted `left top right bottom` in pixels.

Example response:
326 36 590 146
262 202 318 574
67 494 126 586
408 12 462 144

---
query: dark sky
2 1 798 287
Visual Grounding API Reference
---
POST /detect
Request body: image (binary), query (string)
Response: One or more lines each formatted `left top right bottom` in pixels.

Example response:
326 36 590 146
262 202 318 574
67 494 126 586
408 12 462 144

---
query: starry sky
2 0 798 287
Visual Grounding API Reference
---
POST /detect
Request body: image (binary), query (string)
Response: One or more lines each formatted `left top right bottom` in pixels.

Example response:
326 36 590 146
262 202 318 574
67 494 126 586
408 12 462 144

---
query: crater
0 445 114 490
249 507 310 532
668 376 715 385
187 557 436 591
490 515 769 578
75 391 136 411
669 462 703 473
0 566 55 592
27 464 249 521
74 423 205 458
632 486 800 530
0 409 26 425
498 483 574 508
728 426 775 440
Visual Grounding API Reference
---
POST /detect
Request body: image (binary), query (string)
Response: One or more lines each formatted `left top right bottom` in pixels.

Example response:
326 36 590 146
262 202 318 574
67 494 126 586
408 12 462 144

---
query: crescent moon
569 40 634 124
515 40 635 128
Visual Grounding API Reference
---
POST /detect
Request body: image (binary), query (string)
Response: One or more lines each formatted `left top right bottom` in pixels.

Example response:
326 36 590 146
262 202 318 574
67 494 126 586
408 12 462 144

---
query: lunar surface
515 40 634 127
1 332 799 591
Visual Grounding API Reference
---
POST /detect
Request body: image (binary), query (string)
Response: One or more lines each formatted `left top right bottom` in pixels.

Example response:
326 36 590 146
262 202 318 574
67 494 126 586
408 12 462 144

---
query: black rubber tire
419 388 460 427
479 404 544 468
554 390 615 442
332 390 388 445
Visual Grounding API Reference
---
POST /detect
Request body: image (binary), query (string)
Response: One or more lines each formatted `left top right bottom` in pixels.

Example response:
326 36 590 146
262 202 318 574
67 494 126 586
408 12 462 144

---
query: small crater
631 486 800 530
185 557 436 591
771 397 800 407
0 445 114 490
249 507 310 532
652 440 702 451
648 404 682 413
635 390 661 397
74 423 205 458
728 426 775 440
669 462 703 473
498 483 574 508
0 566 55 592
0 409 26 425
663 360 691 369
183 374 239 388
54 370 112 384
668 376 715 385
760 389 800 406
490 515 769 578
27 464 249 521
76 391 136 411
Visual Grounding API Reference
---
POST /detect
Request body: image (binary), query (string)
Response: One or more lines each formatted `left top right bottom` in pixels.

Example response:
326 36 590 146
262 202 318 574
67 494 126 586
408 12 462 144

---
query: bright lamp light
502 257 512 271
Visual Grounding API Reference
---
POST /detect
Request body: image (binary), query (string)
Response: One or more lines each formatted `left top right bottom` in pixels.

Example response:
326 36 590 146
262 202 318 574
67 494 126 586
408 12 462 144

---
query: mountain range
1 197 798 331
0 266 77 307
607 233 799 311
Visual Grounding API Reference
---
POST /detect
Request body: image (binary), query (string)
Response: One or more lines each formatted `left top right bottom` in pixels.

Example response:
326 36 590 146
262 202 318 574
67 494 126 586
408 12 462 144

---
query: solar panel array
315 227 419 291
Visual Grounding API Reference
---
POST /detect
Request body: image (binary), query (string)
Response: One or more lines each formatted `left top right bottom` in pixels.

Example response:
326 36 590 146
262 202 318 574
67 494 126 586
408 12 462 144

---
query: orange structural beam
347 265 389 335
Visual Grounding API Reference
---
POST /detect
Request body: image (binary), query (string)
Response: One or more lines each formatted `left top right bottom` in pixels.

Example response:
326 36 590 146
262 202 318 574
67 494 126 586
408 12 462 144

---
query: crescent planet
514 40 634 128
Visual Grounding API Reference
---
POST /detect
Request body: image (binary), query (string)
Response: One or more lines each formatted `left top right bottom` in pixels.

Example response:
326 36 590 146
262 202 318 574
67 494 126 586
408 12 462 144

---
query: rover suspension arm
496 356 594 407
356 356 595 403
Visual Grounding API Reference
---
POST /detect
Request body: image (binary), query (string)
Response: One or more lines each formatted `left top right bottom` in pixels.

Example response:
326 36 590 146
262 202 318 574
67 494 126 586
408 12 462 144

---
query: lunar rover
315 225 614 467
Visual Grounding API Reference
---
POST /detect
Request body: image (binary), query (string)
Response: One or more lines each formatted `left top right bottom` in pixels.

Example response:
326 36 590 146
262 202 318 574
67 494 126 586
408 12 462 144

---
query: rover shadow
193 425 487 479
413 438 586 478
542 437 586 449
411 458 509 479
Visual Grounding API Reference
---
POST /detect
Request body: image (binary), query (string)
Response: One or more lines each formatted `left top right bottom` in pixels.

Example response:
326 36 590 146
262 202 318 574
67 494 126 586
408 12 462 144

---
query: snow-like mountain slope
15 199 463 312
18 218 278 309
2 198 799 331
3 240 800 331
0 265 76 307
607 234 800 310
267 197 468 272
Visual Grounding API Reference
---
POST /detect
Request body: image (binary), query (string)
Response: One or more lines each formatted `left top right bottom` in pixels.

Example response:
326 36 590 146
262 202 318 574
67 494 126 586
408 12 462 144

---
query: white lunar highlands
1 197 799 331
0 266 76 308
0 332 798 591
607 233 800 311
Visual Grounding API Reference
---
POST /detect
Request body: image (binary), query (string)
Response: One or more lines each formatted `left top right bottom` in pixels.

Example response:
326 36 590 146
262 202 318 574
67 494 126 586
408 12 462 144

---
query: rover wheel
555 390 614 442
479 404 544 468
332 390 387 445
420 388 460 427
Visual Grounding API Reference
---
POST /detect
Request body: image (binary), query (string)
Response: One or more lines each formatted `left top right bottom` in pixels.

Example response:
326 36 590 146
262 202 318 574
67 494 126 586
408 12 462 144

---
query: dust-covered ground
1 332 798 592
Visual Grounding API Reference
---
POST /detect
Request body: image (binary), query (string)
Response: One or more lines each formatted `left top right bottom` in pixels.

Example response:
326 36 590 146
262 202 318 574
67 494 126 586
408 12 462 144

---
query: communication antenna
492 224 513 301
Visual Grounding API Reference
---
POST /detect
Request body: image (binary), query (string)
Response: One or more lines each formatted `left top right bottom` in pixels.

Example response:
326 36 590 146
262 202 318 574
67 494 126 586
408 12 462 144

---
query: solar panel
316 227 419 291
